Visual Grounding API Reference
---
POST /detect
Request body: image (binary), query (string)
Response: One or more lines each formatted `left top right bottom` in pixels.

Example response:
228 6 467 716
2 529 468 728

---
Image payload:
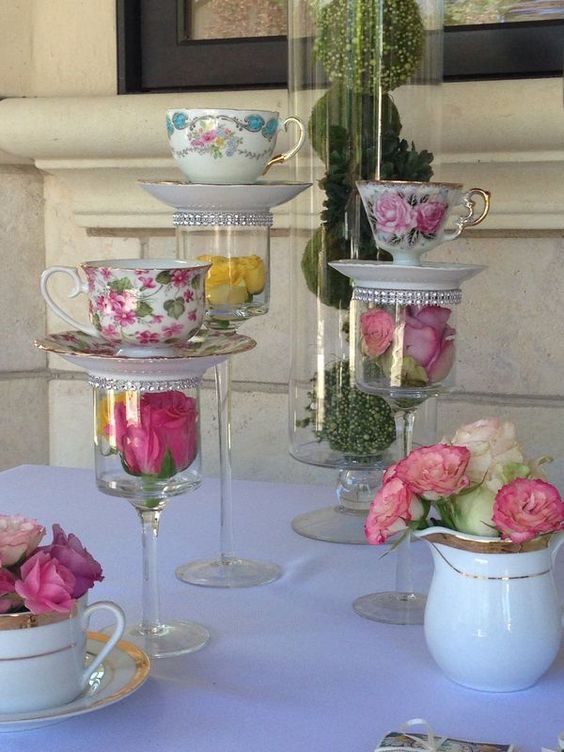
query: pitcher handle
40 266 98 336
442 188 491 242
263 116 305 173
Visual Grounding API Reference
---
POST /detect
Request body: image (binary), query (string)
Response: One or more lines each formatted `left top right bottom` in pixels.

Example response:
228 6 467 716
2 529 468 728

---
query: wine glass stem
395 531 415 595
401 408 417 457
215 358 236 565
138 508 162 634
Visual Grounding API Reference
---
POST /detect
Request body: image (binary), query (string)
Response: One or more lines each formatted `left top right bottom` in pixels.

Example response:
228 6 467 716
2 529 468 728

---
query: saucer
138 180 312 212
329 260 486 290
0 632 150 732
35 329 257 383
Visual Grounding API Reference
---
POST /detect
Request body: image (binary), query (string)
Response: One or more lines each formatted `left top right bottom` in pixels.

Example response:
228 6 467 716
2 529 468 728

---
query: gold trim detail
422 531 551 553
87 632 150 708
0 643 77 661
0 603 79 631
430 544 551 581
356 179 463 189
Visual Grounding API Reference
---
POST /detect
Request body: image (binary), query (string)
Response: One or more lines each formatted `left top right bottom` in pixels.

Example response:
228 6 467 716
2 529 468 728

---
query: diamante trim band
353 287 462 306
173 211 273 227
88 375 202 392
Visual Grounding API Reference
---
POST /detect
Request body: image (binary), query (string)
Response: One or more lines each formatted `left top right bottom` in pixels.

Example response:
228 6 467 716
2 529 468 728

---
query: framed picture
117 0 564 93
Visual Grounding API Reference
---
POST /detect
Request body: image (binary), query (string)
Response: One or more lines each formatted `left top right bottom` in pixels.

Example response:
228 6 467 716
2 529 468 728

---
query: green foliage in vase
312 0 425 93
298 359 397 457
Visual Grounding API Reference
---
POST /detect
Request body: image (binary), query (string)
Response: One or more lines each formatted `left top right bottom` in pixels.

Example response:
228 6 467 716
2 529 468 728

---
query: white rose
450 418 524 486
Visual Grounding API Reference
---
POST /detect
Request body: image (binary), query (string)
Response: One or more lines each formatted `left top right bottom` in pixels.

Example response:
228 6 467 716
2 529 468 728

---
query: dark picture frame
117 0 564 93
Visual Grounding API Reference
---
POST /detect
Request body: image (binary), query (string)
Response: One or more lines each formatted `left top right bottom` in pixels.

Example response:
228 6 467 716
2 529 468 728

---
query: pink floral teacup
41 259 210 357
357 181 491 266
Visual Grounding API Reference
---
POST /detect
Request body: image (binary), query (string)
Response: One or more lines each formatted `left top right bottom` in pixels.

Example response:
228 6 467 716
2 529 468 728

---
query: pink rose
360 308 395 357
365 478 424 545
0 568 18 614
374 191 416 235
450 418 524 490
14 551 76 614
0 515 45 566
492 478 564 543
394 444 471 500
40 525 103 599
114 391 198 476
415 199 447 236
403 305 456 383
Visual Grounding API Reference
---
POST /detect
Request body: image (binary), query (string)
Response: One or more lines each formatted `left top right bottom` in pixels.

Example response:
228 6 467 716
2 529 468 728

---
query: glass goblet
92 376 210 658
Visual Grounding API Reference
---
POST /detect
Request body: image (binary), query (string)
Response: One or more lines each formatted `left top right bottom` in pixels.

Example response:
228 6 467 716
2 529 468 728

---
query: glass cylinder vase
287 0 444 543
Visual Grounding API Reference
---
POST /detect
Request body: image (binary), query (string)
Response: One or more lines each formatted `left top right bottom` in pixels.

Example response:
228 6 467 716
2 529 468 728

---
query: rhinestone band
88 375 202 393
173 211 273 227
353 287 463 306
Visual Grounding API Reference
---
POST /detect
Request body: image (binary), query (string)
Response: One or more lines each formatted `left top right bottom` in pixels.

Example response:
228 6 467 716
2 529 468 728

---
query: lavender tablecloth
0 464 562 751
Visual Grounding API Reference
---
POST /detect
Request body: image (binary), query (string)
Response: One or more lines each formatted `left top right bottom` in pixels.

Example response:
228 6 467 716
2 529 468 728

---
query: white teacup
0 598 125 713
166 108 305 184
41 259 210 356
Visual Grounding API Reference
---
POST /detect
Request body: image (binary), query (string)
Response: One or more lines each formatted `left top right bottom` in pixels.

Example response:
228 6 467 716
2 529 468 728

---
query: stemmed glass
174 213 282 587
92 375 210 657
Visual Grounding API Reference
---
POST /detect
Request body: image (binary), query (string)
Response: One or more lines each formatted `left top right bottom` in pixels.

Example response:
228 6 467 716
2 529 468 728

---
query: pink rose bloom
395 444 471 500
360 308 395 357
415 199 447 236
403 305 456 383
201 130 217 144
0 568 17 614
15 551 76 614
450 418 524 489
492 478 564 543
383 463 398 483
373 191 416 235
0 515 45 567
114 391 198 476
365 478 424 545
40 525 103 599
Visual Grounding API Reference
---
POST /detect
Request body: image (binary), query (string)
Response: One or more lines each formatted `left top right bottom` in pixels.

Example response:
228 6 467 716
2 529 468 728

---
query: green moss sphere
312 0 425 93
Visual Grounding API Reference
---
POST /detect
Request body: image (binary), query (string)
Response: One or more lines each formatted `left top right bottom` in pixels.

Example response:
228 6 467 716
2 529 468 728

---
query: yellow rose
207 280 249 306
237 255 266 295
95 391 129 448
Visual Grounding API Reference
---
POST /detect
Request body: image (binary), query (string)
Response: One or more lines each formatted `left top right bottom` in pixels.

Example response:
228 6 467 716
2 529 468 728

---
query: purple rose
415 199 447 236
403 305 456 383
40 525 103 599
373 191 416 235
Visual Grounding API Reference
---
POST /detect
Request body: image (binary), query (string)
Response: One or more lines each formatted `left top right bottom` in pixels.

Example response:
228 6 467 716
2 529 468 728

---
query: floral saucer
0 633 149 732
138 180 311 212
35 329 257 384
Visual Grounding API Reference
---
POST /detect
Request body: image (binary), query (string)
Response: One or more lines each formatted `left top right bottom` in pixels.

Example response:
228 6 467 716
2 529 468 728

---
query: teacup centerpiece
0 516 124 713
356 180 491 266
166 107 305 184
40 258 210 357
366 417 564 692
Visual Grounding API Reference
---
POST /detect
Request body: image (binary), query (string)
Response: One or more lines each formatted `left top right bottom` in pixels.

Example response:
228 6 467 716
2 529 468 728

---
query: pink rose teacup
357 180 491 266
40 259 210 357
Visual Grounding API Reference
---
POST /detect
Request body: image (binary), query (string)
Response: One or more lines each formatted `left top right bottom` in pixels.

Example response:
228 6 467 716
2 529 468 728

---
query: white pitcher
414 527 564 692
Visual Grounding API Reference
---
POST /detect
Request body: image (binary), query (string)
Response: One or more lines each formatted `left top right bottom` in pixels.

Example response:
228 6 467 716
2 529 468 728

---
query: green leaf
136 301 153 318
191 275 201 289
157 449 177 480
108 278 133 292
91 312 102 331
163 298 185 319
156 271 172 285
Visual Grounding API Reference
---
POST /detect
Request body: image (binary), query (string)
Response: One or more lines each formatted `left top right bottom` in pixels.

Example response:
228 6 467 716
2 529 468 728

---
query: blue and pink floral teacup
40 259 210 357
357 180 491 266
166 107 305 184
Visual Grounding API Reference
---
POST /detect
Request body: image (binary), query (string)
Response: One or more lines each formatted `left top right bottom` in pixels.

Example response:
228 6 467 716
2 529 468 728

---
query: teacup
356 180 491 266
40 258 210 356
166 107 305 184
0 598 125 713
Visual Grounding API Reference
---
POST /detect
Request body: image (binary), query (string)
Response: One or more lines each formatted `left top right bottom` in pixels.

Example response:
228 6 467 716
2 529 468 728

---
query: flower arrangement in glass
287 0 443 542
0 517 103 615
362 417 564 691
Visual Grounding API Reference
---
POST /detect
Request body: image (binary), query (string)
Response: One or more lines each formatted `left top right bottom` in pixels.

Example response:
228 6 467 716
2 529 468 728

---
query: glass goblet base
176 556 282 588
353 591 426 625
116 620 210 659
291 506 369 544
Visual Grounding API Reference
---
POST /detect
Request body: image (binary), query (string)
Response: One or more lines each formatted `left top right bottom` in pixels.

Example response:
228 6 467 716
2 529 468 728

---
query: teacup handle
40 265 99 336
80 601 126 689
442 188 491 242
263 116 306 173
